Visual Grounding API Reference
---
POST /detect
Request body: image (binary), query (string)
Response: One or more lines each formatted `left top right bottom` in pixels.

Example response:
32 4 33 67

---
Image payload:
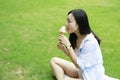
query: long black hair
68 9 101 49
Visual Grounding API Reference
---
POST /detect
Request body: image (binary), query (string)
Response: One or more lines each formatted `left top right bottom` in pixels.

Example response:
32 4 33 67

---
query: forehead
67 13 75 20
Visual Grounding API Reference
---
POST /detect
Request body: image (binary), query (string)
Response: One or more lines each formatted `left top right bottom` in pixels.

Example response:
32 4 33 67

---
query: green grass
0 0 120 80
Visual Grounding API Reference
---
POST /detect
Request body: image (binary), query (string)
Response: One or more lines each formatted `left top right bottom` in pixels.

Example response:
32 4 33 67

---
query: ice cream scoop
59 26 66 34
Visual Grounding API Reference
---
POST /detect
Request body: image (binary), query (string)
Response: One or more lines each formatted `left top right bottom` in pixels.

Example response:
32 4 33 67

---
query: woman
50 9 118 80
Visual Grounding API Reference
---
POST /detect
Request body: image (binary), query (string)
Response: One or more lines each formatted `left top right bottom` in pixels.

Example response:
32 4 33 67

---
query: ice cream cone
59 26 66 34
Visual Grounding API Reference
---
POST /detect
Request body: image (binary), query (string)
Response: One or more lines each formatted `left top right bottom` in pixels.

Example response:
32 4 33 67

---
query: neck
75 30 86 40
74 31 87 49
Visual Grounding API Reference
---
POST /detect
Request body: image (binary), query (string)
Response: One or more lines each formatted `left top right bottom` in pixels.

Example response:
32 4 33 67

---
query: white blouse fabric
76 33 119 80
77 33 104 80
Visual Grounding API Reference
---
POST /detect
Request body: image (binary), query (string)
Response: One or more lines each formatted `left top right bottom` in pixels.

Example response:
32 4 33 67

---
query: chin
68 32 73 34
67 30 73 34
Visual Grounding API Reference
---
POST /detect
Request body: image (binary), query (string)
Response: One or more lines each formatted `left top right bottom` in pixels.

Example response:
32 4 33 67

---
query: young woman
50 9 118 80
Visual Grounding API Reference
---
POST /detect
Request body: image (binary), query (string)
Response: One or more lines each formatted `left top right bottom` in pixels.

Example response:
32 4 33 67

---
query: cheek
67 25 77 33
72 26 77 32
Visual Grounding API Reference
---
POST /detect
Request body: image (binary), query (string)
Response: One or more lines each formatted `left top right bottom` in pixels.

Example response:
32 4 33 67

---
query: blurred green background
0 0 120 80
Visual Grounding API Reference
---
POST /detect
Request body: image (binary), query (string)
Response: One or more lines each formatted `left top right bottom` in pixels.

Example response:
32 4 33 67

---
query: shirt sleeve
77 40 99 70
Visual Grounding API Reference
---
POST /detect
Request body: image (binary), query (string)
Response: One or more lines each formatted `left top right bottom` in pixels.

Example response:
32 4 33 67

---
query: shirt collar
79 33 95 49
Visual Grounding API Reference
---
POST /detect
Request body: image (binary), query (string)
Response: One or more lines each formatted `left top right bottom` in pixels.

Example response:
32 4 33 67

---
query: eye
67 18 72 23
67 19 72 23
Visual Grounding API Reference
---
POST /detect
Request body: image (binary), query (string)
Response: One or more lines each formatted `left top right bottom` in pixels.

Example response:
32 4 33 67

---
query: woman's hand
59 34 71 47
57 34 71 56
57 41 70 56
57 41 64 50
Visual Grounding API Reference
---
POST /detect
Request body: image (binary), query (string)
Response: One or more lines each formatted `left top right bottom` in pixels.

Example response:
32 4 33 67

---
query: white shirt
77 33 105 80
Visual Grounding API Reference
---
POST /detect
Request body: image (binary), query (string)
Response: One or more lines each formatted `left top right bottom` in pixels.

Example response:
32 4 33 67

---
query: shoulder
80 33 98 49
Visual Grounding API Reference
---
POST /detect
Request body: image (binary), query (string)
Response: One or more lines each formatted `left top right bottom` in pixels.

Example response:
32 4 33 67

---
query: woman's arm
57 41 70 56
58 34 79 68
66 46 79 68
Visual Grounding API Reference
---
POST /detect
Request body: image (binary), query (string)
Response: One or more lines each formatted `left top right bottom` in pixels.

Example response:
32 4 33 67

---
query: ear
75 24 80 33
76 24 79 29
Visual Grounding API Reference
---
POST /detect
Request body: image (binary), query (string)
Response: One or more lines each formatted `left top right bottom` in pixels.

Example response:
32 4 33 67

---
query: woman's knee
50 57 60 65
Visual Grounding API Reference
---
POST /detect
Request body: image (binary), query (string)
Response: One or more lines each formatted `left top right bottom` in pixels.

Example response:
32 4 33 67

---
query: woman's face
66 13 78 34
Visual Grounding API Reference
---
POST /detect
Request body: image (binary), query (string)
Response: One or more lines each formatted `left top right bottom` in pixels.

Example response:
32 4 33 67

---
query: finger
59 41 62 44
58 42 63 47
59 37 62 41
59 38 61 41
59 34 65 38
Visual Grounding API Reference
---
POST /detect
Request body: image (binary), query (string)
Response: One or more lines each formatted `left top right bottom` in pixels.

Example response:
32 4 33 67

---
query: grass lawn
0 0 120 80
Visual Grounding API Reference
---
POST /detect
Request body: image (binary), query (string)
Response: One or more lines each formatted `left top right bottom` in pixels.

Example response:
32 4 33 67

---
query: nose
66 22 68 27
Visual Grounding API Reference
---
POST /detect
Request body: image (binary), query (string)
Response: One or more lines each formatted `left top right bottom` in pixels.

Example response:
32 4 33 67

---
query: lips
66 28 69 31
